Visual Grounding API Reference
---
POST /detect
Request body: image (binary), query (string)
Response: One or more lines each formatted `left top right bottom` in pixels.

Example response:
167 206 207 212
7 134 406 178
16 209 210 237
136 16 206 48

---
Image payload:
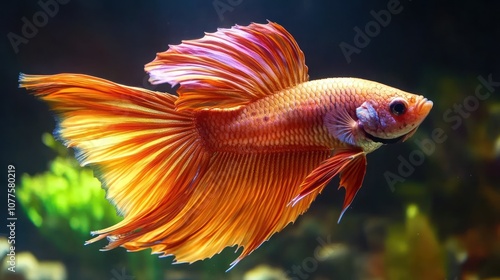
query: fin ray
337 152 367 222
94 151 330 265
292 148 367 221
19 73 210 221
145 22 308 110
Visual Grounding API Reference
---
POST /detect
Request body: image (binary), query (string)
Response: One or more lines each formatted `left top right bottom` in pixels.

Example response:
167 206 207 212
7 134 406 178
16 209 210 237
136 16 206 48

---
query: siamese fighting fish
20 21 433 268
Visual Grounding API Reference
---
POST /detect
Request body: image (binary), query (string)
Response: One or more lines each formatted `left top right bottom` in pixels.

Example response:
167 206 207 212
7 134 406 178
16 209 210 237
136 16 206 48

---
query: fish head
356 88 433 145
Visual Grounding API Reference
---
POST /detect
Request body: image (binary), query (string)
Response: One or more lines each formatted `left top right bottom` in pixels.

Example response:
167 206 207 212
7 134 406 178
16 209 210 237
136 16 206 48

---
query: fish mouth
358 122 408 144
363 127 420 144
418 98 433 117
363 130 406 144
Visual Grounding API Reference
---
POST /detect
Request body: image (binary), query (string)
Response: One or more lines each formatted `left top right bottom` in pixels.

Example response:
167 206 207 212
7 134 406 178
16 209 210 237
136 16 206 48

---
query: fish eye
389 99 407 116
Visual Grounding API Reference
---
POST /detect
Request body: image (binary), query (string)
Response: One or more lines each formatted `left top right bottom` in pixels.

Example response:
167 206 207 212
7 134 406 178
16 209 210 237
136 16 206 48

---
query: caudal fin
19 73 210 252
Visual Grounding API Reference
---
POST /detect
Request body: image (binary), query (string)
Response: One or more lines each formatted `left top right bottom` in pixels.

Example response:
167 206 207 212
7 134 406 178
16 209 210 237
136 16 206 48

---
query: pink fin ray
145 21 308 110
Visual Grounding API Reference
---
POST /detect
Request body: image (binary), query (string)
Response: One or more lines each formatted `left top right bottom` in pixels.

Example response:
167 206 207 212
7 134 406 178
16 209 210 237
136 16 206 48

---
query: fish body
196 77 428 154
197 79 343 153
19 22 432 267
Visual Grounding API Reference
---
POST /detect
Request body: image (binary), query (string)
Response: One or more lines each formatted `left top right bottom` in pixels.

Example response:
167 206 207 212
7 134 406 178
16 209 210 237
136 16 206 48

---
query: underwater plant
385 204 446 280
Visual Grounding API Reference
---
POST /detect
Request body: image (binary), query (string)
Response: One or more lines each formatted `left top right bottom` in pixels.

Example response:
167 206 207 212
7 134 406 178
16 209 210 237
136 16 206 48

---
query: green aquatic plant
385 204 446 280
18 133 121 254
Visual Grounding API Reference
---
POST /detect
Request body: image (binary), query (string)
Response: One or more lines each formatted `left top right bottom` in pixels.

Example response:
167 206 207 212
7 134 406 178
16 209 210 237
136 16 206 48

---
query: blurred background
1 0 500 279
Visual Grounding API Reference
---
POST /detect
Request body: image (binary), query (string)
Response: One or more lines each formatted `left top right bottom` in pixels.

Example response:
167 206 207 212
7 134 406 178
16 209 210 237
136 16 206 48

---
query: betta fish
20 21 432 268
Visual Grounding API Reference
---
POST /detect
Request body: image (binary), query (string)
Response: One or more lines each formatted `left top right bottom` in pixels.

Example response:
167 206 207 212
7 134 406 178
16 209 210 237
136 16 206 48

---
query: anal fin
94 150 330 267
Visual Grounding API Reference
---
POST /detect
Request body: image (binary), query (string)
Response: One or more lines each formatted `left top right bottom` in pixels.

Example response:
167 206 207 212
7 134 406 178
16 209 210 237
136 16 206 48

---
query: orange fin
291 148 367 222
337 151 367 222
19 73 210 228
145 21 308 110
97 151 328 267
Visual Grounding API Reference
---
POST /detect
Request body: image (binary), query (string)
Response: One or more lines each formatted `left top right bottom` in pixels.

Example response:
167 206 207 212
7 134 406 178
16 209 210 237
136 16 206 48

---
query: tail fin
19 73 210 250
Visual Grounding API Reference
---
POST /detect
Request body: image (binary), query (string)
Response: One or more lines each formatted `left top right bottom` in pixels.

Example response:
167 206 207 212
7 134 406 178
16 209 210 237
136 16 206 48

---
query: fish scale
195 78 394 153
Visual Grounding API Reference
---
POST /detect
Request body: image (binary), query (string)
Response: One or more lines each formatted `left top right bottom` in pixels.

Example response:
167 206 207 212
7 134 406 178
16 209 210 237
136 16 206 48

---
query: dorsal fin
145 21 309 110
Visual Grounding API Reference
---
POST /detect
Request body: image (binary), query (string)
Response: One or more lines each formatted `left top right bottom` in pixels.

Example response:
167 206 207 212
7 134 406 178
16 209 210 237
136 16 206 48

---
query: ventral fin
291 148 366 222
337 151 367 222
145 21 309 110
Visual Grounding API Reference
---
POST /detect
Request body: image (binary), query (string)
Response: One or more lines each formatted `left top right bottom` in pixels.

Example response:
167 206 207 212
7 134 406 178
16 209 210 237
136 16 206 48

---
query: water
2 1 500 279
